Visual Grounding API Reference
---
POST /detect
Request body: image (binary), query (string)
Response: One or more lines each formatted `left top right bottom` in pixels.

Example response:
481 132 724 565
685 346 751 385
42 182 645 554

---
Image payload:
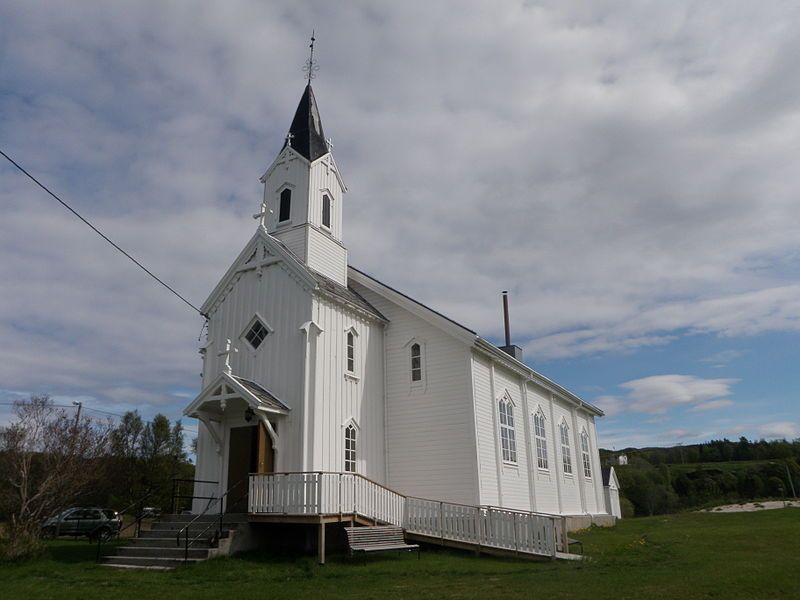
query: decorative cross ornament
218 338 238 375
325 137 334 152
285 131 295 147
253 199 271 225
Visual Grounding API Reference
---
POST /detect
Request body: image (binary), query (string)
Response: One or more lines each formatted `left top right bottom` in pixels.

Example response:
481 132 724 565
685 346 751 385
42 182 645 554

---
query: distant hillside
599 437 800 517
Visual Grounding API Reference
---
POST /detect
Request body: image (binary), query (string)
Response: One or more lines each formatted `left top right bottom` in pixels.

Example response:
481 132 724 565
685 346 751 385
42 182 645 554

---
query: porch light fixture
244 407 255 423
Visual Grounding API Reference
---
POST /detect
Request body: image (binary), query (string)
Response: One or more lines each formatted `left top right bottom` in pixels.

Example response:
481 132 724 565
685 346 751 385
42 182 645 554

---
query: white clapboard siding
492 364 533 511
350 281 479 505
307 227 347 284
525 382 561 514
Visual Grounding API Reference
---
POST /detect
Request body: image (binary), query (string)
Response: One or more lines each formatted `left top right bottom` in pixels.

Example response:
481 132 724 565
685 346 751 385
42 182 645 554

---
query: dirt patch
701 500 800 513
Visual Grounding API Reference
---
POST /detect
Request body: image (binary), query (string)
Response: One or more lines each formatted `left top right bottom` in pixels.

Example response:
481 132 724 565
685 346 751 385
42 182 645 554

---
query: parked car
41 507 122 541
140 506 161 518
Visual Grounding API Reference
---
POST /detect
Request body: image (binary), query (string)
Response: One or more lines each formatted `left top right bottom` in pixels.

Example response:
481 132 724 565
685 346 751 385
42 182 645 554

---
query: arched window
322 194 331 228
410 343 422 382
279 188 292 222
346 331 355 373
533 410 549 470
498 396 517 463
344 424 357 472
559 421 573 475
580 430 592 478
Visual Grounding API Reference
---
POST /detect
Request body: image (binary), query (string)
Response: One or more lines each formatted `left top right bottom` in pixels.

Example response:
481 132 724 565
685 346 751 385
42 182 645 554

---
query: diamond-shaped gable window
244 319 269 350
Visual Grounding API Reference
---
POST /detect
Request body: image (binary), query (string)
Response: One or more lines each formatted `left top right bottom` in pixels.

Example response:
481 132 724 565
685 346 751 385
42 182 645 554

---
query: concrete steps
101 513 243 570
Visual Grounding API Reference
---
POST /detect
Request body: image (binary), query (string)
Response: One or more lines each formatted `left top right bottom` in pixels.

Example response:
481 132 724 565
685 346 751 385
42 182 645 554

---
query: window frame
344 327 359 378
278 187 292 223
498 393 518 465
559 420 573 476
580 429 592 479
533 409 549 471
410 343 422 382
240 314 273 352
344 422 357 473
321 193 332 230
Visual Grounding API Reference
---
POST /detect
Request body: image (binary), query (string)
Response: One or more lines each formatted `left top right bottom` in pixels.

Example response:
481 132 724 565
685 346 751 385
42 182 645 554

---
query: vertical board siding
352 282 478 505
310 296 386 483
205 262 313 474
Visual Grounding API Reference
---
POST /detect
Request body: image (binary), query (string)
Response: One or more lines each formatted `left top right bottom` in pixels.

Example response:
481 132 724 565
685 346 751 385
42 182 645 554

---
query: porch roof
183 371 290 417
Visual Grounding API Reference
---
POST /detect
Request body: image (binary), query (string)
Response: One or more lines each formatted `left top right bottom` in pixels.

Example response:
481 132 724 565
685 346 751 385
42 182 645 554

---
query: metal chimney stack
499 291 523 361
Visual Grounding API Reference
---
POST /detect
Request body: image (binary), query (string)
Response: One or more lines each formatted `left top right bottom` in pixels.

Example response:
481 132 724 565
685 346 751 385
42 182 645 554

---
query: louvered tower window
322 194 331 228
279 188 291 222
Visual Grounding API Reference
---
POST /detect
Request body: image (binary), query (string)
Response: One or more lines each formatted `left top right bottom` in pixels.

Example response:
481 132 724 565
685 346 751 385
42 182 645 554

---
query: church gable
202 229 317 317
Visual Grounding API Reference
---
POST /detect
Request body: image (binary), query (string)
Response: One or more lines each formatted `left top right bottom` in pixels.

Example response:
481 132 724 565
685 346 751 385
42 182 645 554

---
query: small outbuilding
602 467 622 518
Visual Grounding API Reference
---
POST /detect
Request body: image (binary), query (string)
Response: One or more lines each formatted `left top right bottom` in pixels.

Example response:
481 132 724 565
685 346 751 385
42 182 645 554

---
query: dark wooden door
227 425 257 513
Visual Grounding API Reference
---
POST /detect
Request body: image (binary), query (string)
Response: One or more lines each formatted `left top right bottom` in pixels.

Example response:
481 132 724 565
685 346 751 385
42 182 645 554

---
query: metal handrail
171 478 218 514
176 477 248 562
95 487 157 562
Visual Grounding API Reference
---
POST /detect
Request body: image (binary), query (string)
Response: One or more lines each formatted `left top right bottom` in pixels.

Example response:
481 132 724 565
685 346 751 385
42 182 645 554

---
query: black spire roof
283 84 328 162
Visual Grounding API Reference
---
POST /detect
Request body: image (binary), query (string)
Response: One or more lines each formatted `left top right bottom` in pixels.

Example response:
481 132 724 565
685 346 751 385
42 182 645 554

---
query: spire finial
303 31 319 83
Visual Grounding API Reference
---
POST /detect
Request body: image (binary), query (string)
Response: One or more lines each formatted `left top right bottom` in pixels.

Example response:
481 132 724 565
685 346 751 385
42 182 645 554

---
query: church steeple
283 84 329 162
260 78 348 286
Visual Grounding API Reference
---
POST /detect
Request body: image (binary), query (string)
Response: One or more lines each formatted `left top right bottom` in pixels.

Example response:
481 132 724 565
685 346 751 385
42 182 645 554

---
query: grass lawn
1 508 798 600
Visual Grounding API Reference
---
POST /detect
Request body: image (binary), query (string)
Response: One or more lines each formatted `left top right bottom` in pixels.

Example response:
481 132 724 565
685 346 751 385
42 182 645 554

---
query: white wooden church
185 80 619 559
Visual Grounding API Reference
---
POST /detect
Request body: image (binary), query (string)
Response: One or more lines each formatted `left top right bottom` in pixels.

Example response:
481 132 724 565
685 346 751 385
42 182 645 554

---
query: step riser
109 547 208 559
102 557 202 568
128 538 212 548
139 529 218 539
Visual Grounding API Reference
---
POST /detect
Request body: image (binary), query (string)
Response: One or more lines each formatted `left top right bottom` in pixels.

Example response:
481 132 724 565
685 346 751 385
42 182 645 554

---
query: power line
0 149 207 318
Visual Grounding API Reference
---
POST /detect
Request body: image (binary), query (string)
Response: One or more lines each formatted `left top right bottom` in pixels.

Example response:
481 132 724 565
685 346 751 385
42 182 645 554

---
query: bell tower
258 81 348 285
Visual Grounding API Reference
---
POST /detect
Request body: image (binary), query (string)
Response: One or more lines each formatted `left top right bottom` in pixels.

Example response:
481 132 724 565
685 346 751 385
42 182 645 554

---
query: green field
2 508 799 600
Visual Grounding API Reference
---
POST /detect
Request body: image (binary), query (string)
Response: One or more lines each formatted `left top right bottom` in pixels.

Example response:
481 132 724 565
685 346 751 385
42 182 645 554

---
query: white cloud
700 350 744 367
597 374 738 415
756 421 799 440
688 399 735 412
1 1 799 424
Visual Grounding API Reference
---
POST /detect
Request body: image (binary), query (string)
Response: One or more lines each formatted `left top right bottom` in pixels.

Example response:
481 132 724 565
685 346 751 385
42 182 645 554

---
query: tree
0 395 111 558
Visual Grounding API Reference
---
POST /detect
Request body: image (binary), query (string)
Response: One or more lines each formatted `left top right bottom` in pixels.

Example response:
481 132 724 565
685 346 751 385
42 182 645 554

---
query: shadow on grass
46 539 127 565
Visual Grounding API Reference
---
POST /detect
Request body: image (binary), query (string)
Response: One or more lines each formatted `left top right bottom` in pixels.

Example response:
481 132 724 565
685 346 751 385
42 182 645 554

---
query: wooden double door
226 422 273 513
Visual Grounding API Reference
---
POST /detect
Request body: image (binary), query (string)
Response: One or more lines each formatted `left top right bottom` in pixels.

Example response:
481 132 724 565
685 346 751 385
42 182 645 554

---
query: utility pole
72 401 82 426
785 462 797 499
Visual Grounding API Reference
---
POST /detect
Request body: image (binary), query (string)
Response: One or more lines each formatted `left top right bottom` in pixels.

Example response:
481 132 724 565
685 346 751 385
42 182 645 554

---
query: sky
1 1 799 451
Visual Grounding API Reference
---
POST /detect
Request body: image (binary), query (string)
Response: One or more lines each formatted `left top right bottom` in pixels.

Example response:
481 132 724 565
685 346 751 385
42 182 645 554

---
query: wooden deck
246 472 581 564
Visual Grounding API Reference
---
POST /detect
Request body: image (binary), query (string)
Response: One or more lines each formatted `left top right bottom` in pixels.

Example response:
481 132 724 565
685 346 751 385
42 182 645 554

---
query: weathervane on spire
302 31 319 82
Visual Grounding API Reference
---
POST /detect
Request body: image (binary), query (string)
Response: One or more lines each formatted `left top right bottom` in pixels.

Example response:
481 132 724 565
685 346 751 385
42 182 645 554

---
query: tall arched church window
559 421 573 475
279 188 292 222
533 410 549 470
322 194 331 228
410 343 422 382
580 430 592 478
346 331 355 373
498 396 517 463
344 424 357 472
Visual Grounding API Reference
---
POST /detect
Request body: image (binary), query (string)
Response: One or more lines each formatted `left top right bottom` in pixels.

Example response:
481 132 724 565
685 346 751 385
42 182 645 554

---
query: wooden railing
249 472 563 557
